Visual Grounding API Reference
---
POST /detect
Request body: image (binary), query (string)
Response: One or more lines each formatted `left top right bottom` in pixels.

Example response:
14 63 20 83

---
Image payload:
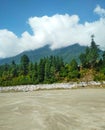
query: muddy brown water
0 89 105 130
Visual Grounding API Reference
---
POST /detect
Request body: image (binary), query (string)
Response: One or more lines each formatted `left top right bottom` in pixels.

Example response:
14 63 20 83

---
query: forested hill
0 38 105 86
0 43 86 65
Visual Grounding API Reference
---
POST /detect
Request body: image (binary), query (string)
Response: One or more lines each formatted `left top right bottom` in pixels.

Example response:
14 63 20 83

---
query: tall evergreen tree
38 58 45 82
33 62 38 83
44 59 51 82
11 60 18 77
20 54 30 75
79 35 99 68
103 51 105 64
89 35 99 67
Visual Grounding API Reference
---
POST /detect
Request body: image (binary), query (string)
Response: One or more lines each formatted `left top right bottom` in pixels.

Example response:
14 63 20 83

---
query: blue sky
0 0 104 36
0 0 105 58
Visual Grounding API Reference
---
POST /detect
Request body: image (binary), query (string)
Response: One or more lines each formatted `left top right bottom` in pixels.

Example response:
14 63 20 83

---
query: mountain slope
0 43 86 65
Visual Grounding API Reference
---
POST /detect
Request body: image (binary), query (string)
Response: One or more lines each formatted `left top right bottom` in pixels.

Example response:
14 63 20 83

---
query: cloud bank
0 5 105 58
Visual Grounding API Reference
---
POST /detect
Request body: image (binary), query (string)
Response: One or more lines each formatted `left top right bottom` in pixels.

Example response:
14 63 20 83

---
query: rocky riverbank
0 81 105 92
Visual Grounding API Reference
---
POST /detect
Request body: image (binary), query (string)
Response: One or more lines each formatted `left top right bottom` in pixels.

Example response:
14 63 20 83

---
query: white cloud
94 5 105 17
0 5 105 58
0 29 22 58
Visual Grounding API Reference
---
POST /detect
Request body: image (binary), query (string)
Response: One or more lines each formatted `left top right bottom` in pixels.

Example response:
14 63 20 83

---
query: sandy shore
0 89 105 130
0 81 105 92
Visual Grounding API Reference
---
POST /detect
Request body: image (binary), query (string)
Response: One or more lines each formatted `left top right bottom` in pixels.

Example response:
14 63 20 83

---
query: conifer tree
89 35 99 67
79 35 99 68
20 54 30 75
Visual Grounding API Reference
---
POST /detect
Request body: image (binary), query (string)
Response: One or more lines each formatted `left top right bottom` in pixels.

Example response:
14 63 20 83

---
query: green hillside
0 39 105 86
0 43 86 65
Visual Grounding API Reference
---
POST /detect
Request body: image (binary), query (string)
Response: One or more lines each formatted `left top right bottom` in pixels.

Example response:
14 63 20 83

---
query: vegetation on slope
0 36 105 86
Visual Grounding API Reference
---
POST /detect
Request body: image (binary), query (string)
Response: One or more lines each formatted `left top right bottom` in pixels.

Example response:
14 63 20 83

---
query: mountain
0 43 86 65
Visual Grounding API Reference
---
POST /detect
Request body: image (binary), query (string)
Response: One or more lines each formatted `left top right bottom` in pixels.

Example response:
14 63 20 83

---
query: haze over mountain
0 43 86 65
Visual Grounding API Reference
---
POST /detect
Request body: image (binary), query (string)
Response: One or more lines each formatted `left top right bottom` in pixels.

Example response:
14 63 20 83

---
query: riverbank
0 81 105 92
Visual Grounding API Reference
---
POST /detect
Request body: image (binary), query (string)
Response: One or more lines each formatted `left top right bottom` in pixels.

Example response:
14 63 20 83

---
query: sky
0 0 105 58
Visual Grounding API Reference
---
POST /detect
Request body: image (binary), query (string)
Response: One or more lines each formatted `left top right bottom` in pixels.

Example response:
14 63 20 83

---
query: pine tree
44 59 51 82
20 55 30 75
89 35 99 67
38 58 45 83
103 51 105 65
11 60 18 77
79 35 99 68
33 62 38 83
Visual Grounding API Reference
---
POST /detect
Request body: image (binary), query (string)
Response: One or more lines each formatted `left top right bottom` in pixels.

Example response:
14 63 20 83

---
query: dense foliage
0 37 105 86
79 37 105 81
0 55 80 86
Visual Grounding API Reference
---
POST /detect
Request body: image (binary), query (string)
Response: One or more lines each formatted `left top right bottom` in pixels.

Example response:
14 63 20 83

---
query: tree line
0 37 105 86
0 55 80 86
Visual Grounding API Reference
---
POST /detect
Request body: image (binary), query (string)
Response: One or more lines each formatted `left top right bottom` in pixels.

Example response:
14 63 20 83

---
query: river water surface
0 89 105 130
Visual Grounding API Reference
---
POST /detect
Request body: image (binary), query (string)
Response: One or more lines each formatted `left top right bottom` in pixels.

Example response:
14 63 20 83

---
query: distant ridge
0 43 86 65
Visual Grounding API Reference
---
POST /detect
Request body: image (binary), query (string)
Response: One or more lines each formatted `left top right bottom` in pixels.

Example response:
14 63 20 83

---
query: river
0 89 105 130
